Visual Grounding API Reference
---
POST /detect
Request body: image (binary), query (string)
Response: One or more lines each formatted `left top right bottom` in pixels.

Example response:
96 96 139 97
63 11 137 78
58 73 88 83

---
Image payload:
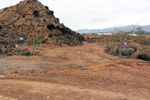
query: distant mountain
142 25 150 31
76 25 150 34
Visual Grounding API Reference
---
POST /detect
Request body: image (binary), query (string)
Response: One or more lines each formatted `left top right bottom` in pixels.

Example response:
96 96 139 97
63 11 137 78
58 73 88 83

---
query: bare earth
0 43 150 100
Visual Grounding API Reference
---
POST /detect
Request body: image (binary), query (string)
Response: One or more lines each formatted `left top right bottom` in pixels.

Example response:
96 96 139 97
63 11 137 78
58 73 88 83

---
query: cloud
0 0 150 30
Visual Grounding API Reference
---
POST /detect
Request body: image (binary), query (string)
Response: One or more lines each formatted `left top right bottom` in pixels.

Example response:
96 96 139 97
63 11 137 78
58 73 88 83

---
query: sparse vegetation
22 15 25 18
56 18 59 22
47 24 55 30
48 34 53 37
35 36 41 45
50 11 54 15
33 10 39 17
0 0 150 99
98 33 150 57
22 51 31 56
0 25 2 30
41 39 47 44
45 6 49 10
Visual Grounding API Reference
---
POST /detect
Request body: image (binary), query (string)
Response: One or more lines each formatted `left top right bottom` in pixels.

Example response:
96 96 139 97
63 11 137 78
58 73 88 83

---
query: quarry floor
0 43 150 100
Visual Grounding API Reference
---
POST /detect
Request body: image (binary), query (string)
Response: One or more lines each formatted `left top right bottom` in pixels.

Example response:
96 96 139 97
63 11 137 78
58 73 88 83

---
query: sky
0 0 150 30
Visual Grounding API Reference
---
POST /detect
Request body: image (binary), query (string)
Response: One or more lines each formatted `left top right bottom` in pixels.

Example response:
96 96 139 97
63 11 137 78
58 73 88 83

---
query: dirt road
0 78 148 100
0 43 150 100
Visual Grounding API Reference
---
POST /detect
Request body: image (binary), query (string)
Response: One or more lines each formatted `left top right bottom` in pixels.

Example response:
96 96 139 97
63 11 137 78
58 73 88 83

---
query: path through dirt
0 43 150 100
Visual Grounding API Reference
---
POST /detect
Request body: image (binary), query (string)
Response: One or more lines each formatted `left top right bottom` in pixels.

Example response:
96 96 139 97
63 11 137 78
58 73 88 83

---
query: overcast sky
0 0 150 30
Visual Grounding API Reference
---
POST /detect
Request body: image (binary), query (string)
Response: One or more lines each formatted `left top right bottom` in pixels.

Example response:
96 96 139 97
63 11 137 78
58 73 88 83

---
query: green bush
33 10 39 17
22 51 30 56
137 54 150 61
42 39 47 44
50 11 54 15
45 6 49 10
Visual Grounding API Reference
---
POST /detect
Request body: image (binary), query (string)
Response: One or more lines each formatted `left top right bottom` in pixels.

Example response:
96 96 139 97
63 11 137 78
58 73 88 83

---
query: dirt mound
0 0 84 54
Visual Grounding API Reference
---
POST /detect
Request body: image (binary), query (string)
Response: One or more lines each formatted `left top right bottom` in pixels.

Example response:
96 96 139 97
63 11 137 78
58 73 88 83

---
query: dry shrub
105 42 141 57
99 33 150 58
128 42 141 52
105 43 119 56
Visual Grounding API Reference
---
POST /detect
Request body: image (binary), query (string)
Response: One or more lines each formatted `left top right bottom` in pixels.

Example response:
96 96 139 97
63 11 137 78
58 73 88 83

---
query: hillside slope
0 0 84 54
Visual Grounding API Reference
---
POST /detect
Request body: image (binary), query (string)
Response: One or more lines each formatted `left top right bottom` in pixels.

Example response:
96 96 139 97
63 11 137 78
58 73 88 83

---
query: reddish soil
0 43 150 100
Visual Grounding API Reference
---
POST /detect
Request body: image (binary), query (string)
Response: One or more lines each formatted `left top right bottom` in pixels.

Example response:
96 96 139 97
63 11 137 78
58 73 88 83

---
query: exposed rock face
0 0 84 54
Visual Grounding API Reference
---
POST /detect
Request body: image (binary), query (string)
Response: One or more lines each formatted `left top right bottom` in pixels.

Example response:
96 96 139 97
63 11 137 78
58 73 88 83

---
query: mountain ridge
76 25 150 34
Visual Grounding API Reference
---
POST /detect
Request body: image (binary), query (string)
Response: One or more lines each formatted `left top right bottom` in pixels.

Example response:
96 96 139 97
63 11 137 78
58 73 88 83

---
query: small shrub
47 24 55 30
33 0 37 2
0 25 2 30
43 19 46 22
47 12 50 15
34 36 41 45
45 6 49 10
137 54 150 61
48 34 53 37
56 18 59 22
42 39 47 44
22 51 30 56
49 11 54 15
56 26 61 30
22 15 25 18
33 10 39 17
26 1 30 4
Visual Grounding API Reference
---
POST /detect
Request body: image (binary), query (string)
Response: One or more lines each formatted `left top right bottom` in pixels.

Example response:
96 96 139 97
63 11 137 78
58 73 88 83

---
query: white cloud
0 0 150 30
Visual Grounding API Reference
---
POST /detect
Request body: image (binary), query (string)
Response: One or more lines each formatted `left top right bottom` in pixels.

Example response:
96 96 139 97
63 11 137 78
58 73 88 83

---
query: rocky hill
0 0 84 54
